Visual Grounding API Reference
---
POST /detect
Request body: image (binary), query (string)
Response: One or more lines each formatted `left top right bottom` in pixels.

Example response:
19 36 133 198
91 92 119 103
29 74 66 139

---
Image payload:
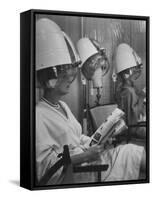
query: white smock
36 100 144 184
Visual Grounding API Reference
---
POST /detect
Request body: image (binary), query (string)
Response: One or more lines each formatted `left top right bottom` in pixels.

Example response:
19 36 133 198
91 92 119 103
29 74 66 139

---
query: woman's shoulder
121 86 136 97
36 100 44 109
36 100 49 115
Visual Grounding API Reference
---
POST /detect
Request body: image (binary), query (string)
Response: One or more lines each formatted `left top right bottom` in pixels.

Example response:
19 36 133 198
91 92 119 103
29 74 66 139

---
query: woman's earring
47 79 57 88
124 73 130 79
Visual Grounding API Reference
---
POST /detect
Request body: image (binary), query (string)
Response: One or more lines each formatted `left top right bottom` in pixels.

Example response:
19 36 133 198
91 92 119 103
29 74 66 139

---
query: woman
36 18 146 185
115 43 146 139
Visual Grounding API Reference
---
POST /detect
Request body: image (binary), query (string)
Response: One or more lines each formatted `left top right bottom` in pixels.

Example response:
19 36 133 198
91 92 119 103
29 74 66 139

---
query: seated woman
115 43 146 139
36 18 146 185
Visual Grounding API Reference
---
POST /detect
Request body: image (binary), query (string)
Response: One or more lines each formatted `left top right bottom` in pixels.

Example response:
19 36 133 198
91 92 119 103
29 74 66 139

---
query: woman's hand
71 145 104 165
85 145 104 162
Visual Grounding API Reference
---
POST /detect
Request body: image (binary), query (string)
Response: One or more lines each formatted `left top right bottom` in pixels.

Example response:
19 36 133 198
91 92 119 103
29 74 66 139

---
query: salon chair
37 145 109 186
126 122 146 146
89 104 118 132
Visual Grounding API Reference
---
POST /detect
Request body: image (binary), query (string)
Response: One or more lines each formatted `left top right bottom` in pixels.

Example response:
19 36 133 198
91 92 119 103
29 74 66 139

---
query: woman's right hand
85 145 104 162
71 145 104 165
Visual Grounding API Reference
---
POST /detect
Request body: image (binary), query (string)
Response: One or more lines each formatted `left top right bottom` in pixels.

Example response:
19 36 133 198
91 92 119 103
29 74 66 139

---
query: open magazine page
90 108 128 146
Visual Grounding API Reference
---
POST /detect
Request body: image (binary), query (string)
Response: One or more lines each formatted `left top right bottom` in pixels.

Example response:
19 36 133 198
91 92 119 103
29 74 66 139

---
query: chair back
90 104 118 131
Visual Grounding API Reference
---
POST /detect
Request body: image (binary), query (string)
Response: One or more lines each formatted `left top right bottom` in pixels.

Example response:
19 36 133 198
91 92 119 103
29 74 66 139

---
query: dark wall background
35 14 146 124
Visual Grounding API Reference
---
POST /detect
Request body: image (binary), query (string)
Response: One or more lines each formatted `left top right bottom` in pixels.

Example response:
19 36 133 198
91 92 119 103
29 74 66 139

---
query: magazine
90 108 127 146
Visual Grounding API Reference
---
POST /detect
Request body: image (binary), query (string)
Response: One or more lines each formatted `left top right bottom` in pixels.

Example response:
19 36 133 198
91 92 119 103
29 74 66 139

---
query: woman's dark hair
118 68 130 81
36 67 56 88
36 64 77 88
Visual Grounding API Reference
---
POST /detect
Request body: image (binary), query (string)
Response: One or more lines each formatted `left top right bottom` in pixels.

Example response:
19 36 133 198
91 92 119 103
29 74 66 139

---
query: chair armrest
37 145 109 185
38 145 71 186
73 164 109 173
128 122 146 128
73 164 109 182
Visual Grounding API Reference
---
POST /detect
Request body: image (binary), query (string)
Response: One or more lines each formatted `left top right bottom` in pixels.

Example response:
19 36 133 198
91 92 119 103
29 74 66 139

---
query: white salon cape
36 100 144 185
